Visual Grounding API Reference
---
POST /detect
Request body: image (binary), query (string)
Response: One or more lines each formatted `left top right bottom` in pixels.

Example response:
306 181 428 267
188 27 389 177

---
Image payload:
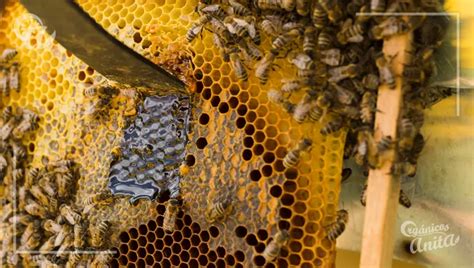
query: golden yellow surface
0 0 345 267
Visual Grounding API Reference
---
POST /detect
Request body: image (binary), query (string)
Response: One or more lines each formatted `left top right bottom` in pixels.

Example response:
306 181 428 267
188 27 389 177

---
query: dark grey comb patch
108 94 189 203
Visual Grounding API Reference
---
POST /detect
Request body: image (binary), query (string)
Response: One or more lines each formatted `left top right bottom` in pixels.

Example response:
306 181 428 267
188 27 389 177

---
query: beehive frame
1 0 345 267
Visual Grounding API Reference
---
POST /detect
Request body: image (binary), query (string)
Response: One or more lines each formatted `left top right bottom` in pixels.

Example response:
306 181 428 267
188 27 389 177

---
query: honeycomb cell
195 137 208 149
245 234 258 246
249 169 261 182
269 185 283 198
245 241 260 254
198 113 210 125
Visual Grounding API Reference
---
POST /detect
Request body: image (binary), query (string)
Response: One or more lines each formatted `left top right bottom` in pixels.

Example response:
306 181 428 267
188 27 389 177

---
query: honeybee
24 167 40 189
398 118 416 151
9 213 34 225
0 154 7 174
302 26 317 55
74 221 87 249
90 251 113 268
0 48 17 63
263 230 289 261
377 135 394 153
281 0 296 11
209 18 232 43
337 18 365 45
403 65 425 84
83 85 99 97
320 49 341 67
290 53 313 79
90 220 110 247
21 232 42 250
38 176 57 198
23 254 48 267
2 106 12 122
24 199 49 219
0 68 8 96
390 161 416 177
283 138 312 168
57 234 74 257
328 64 358 83
60 204 82 225
257 0 284 10
256 50 277 84
325 209 348 241
228 0 251 16
29 185 50 207
370 0 386 12
8 63 19 92
308 105 324 122
230 53 248 81
186 15 210 42
362 73 380 90
13 109 38 139
295 0 311 15
375 55 396 89
260 18 282 37
267 89 295 114
67 251 82 267
419 85 455 109
20 220 40 245
372 17 410 40
407 133 424 164
225 17 250 37
43 219 63 233
205 199 233 223
56 171 73 199
360 183 368 206
360 91 376 124
399 189 412 208
292 94 314 123
320 115 344 135
10 141 25 167
12 168 24 182
332 83 357 105
272 28 301 51
163 198 180 232
281 79 304 94
85 191 114 206
0 117 16 140
47 158 74 170
39 235 57 251
312 3 328 29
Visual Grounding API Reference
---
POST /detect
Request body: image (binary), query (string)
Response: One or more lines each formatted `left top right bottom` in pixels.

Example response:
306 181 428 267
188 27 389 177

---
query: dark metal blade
20 0 184 93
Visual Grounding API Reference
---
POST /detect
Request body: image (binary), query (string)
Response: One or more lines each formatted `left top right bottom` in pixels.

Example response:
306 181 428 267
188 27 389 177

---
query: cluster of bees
0 106 115 267
186 0 452 261
1 158 115 266
0 48 19 96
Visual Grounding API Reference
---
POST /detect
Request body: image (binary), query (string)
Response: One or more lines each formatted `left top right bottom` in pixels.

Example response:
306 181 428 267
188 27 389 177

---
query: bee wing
232 17 249 27
247 21 258 39
347 34 364 43
291 53 312 70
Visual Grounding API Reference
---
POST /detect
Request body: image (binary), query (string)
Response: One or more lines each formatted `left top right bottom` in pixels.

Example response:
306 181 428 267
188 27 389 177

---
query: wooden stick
360 32 412 268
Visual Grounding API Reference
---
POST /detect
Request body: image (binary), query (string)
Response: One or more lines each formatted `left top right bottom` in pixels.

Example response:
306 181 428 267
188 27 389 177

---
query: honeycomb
74 0 346 266
0 0 163 246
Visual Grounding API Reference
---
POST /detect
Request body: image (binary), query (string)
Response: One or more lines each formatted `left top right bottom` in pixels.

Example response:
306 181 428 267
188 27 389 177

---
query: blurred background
336 0 473 267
